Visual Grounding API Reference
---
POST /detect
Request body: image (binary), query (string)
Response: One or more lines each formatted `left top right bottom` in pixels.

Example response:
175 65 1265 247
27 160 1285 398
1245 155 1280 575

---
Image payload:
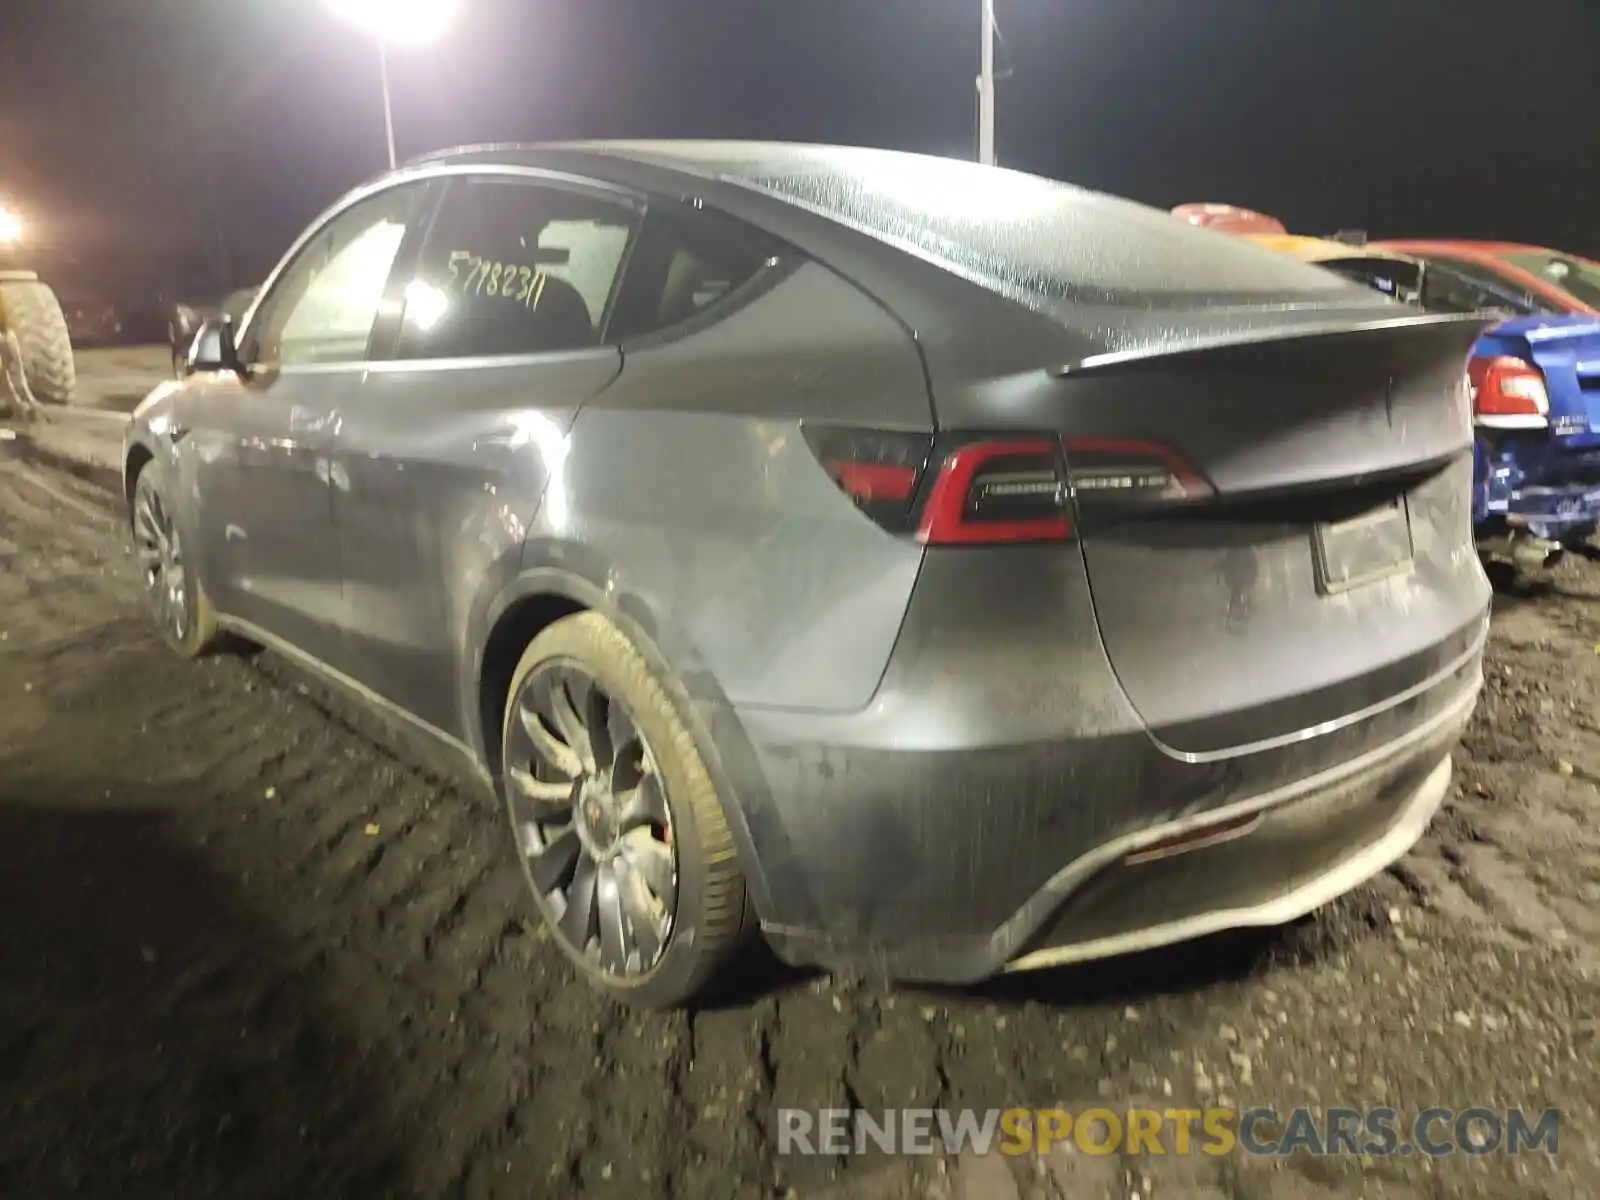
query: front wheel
131 466 222 658
500 612 751 1009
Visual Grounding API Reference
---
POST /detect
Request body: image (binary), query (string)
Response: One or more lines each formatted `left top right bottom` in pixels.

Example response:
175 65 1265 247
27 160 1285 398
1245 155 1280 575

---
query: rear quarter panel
524 259 934 713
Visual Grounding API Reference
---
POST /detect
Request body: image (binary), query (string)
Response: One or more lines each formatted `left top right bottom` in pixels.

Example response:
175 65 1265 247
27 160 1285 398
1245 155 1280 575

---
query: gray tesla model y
124 142 1492 1007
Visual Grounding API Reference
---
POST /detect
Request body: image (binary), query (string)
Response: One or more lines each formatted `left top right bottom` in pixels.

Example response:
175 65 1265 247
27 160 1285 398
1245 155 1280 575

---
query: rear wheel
0 276 75 404
500 612 749 1009
131 466 221 658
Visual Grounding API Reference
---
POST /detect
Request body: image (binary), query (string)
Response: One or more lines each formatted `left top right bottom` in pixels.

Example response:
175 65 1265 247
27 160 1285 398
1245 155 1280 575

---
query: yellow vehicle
1245 233 1426 305
0 196 75 405
1171 206 1427 306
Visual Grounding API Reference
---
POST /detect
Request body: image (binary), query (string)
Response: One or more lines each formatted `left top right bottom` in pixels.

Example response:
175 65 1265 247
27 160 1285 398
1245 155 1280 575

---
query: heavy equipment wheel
0 272 75 404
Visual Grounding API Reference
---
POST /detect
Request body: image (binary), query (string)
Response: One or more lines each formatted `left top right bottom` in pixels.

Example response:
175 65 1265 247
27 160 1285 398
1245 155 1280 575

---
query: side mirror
186 316 244 377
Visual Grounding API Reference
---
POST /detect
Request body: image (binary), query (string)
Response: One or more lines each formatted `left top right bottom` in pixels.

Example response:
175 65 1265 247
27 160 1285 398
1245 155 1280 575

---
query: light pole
325 0 460 171
379 41 397 171
977 0 996 166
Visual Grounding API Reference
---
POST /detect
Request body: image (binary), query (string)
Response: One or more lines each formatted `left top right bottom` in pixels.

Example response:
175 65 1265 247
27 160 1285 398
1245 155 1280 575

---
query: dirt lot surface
0 367 1597 1197
62 344 175 415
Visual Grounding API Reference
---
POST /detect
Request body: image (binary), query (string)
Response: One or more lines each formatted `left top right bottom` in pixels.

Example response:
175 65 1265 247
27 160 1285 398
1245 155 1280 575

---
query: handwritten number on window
446 250 548 309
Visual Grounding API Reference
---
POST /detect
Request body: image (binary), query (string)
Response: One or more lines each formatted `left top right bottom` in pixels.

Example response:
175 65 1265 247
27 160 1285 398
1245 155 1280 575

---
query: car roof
361 140 1426 371
407 138 1017 191
400 140 1375 305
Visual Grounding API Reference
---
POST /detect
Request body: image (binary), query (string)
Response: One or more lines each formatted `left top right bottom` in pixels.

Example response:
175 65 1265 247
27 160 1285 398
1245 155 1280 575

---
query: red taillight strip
916 438 1072 545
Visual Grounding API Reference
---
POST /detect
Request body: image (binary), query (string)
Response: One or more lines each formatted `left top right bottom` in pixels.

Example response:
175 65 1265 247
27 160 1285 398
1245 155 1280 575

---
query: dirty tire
502 611 750 1009
0 278 75 404
130 462 222 659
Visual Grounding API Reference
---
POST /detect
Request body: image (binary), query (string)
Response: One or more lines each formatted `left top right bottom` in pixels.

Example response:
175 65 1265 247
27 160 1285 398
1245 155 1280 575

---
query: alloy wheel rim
505 662 677 977
133 482 189 642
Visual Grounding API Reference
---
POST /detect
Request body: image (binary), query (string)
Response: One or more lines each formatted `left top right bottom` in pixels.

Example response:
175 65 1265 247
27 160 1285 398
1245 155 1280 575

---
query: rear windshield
1506 252 1600 309
654 145 1369 310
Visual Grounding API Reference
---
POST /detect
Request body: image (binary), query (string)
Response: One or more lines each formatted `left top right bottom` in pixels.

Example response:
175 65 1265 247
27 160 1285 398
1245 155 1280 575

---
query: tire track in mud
3 449 1600 1198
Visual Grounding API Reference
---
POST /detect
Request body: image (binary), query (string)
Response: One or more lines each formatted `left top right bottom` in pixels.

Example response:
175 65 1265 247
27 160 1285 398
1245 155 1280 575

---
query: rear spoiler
1050 311 1490 376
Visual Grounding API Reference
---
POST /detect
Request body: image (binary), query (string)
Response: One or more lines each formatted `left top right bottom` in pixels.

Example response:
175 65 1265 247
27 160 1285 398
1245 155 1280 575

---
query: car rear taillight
801 425 933 534
1468 355 1549 429
1062 437 1215 510
804 426 1071 544
915 439 1072 544
806 427 1212 543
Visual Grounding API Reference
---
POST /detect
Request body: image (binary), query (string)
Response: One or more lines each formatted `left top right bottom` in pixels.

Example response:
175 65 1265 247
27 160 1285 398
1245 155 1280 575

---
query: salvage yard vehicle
1372 241 1600 569
127 143 1492 1008
0 195 76 404
1183 208 1600 576
1246 233 1425 304
1375 239 1600 316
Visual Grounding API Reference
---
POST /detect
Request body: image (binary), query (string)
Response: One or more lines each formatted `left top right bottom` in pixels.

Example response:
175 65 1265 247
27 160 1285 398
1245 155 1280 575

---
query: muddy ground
0 368 1597 1198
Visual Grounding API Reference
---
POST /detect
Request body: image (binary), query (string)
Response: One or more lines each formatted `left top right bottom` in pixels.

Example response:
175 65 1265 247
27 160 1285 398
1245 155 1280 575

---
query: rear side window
393 178 640 360
608 203 784 342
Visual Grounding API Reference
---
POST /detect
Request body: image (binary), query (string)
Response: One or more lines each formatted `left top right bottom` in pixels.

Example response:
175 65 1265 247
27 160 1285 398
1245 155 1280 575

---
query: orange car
1170 207 1427 303
1374 240 1600 316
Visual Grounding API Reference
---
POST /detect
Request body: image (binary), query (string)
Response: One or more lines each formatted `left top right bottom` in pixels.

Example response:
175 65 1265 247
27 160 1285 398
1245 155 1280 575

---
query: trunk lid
1476 314 1600 448
1049 313 1490 755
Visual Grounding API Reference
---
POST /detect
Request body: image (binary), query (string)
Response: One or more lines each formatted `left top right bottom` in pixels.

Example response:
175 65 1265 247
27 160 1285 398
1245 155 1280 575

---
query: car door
328 174 640 735
187 183 428 666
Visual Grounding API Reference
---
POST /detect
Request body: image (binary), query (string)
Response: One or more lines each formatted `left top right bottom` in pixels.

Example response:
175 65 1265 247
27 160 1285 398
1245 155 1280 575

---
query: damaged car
126 145 1492 1007
1375 240 1600 571
1181 208 1600 575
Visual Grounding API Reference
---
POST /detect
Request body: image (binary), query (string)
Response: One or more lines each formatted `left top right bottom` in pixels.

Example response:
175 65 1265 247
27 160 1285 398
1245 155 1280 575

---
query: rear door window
391 177 641 361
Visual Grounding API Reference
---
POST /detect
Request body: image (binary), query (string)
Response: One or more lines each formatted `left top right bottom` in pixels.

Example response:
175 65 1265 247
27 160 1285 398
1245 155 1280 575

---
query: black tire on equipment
503 611 752 1009
0 277 75 404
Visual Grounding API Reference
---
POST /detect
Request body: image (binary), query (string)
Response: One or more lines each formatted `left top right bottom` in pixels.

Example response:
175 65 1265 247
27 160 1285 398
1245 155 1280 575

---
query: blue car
1173 211 1600 572
1370 242 1600 572
1465 315 1600 559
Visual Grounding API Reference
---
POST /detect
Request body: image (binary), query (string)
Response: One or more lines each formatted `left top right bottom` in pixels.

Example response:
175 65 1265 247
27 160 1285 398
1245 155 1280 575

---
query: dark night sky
3 0 1598 297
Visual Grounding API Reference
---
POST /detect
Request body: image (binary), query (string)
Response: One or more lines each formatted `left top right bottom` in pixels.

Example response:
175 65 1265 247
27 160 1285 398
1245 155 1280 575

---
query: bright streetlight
0 205 21 247
325 0 461 170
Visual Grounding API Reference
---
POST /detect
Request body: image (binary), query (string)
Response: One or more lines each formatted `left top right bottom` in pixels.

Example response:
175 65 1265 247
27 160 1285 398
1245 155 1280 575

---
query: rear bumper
709 542 1488 986
1003 714 1459 975
754 681 1472 984
1474 437 1600 538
